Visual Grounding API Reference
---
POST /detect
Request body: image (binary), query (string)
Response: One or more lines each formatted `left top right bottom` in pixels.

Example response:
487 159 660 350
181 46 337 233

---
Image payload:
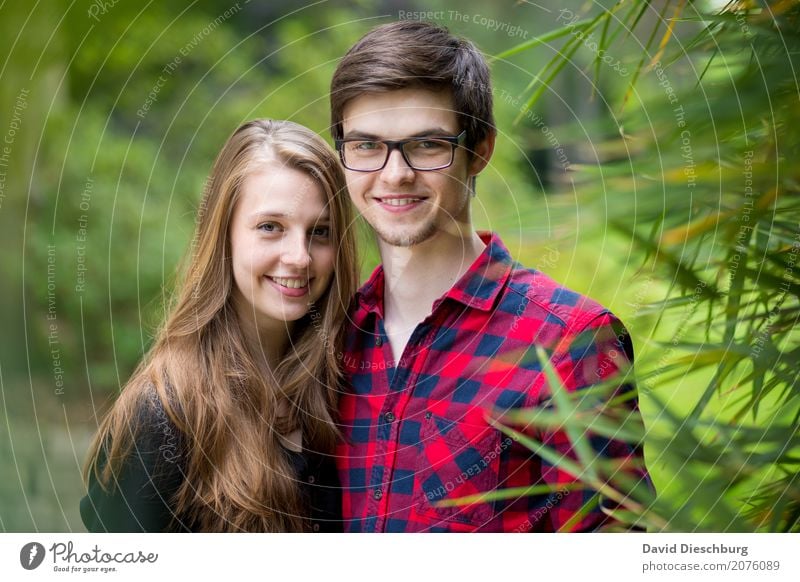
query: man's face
341 88 486 247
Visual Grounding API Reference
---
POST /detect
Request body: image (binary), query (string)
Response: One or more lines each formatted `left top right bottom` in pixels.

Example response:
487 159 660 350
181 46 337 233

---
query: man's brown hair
330 20 495 151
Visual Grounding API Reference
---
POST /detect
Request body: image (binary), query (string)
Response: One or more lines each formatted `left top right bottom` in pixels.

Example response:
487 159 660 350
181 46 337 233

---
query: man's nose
379 147 415 184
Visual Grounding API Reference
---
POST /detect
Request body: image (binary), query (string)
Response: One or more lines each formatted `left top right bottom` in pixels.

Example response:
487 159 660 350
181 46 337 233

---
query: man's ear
468 130 496 177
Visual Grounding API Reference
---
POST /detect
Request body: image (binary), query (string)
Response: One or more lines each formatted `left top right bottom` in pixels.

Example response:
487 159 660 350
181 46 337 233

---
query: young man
330 21 645 532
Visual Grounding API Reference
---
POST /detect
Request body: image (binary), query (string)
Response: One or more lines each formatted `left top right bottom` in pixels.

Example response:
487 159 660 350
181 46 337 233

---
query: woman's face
229 163 335 334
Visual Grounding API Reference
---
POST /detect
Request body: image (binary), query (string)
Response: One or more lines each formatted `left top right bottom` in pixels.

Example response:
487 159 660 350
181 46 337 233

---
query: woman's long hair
83 120 358 531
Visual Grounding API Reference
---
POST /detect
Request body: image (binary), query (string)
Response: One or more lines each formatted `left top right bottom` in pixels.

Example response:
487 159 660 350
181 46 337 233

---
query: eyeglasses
335 131 467 172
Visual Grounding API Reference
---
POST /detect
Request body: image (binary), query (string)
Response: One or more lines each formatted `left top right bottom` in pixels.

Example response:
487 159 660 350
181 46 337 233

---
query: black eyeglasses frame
334 130 468 172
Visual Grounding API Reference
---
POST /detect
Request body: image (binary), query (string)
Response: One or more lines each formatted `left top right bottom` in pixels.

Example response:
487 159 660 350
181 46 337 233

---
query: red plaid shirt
335 232 642 532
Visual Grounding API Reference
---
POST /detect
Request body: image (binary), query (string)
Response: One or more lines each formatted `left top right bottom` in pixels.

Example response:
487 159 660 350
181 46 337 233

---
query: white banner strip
2 533 798 581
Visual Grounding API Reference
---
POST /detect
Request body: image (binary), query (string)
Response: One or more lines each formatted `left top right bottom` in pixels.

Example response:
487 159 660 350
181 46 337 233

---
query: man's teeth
382 198 421 207
271 277 308 289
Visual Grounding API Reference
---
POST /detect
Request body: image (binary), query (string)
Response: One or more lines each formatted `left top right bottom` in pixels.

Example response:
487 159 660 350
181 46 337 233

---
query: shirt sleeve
537 310 646 532
80 397 187 532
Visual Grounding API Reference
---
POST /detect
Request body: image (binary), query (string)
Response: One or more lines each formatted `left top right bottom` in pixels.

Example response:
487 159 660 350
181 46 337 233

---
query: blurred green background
1 0 797 532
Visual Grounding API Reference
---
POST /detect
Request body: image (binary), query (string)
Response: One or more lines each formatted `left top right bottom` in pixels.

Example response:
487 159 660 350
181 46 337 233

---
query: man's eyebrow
407 128 453 138
341 131 382 140
342 127 455 140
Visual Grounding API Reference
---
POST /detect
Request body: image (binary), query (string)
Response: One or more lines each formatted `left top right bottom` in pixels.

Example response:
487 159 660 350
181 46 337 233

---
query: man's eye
417 140 446 150
353 141 380 151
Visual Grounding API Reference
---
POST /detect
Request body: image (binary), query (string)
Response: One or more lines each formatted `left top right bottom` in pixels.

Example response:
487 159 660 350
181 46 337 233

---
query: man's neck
378 229 485 358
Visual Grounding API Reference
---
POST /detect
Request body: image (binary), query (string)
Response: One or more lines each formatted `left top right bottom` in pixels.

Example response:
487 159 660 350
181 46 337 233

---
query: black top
80 397 342 532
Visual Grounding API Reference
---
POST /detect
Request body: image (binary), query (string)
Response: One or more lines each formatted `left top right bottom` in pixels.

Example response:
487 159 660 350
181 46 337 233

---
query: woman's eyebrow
249 211 288 220
249 211 331 223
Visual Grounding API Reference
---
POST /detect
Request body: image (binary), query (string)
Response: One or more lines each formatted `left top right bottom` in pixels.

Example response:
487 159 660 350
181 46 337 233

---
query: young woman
80 119 358 532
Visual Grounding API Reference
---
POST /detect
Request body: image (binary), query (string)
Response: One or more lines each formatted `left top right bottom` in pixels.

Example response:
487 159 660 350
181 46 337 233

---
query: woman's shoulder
80 385 188 532
132 384 184 462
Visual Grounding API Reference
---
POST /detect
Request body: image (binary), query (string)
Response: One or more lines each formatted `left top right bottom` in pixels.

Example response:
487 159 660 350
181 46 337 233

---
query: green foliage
24 2 374 396
17 0 579 407
493 0 800 531
5 0 796 534
5 0 384 532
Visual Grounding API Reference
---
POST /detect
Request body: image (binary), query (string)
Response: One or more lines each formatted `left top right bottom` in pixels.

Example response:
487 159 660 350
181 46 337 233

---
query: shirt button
425 411 432 420
375 336 383 347
384 412 395 423
312 523 320 532
373 489 383 500
308 475 316 484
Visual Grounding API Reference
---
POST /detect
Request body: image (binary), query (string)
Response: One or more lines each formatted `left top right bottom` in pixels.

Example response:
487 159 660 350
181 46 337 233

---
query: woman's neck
231 294 293 370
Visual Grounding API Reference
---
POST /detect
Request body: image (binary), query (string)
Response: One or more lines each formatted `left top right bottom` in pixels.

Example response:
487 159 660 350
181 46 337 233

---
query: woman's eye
311 226 330 238
258 222 279 232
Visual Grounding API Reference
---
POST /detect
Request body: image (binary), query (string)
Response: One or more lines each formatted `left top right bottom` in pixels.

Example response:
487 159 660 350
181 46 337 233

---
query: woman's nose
281 233 311 268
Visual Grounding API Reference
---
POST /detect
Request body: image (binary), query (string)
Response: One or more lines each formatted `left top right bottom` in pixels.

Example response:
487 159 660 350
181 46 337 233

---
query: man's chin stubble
373 220 438 248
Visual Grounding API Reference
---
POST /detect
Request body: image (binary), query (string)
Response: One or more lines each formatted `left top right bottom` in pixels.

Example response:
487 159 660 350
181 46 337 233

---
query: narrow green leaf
498 407 646 444
535 346 598 479
435 483 585 507
591 9 614 100
620 0 653 44
620 0 672 112
514 35 584 124
558 492 600 532
492 20 593 61
488 417 588 482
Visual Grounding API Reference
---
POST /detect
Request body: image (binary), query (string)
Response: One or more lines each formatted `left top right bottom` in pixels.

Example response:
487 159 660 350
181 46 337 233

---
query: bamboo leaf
488 417 588 483
591 10 613 99
492 20 593 61
558 492 600 532
514 35 585 124
435 483 585 507
648 0 688 68
621 0 672 112
534 346 599 479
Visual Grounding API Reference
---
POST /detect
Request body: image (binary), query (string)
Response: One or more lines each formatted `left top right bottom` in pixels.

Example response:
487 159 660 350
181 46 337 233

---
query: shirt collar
355 231 514 316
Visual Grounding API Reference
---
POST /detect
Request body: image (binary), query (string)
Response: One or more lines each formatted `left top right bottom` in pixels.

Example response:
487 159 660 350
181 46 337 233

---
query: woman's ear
468 130 496 177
